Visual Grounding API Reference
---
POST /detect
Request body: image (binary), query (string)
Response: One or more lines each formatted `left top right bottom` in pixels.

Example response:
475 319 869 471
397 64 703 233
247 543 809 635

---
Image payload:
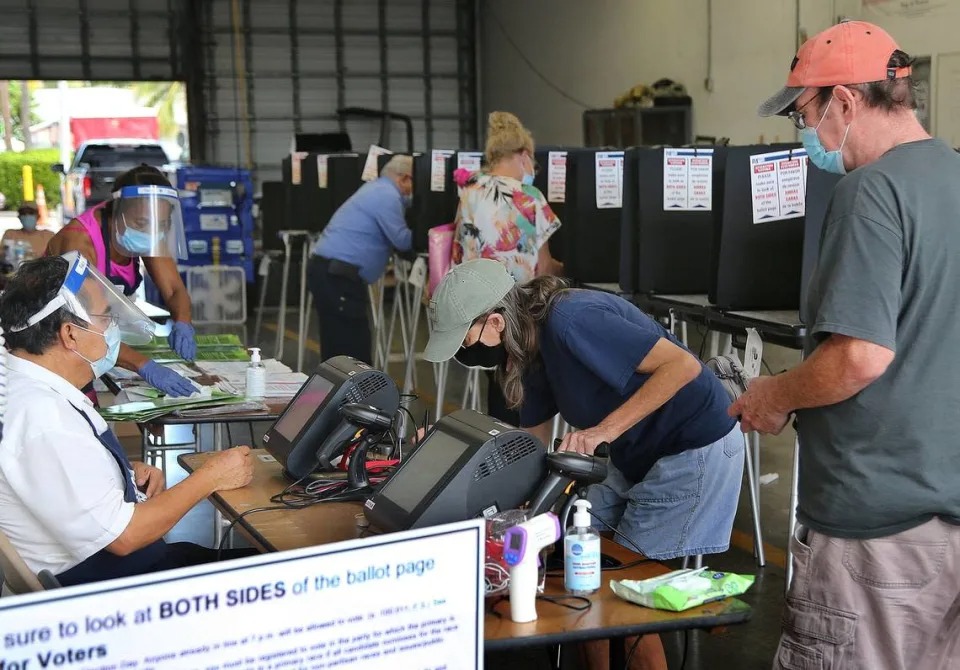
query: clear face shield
111 185 188 259
9 251 156 345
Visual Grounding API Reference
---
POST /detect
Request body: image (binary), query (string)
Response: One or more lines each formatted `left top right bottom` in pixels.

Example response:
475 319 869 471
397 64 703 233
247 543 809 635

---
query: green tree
131 81 183 140
0 81 40 147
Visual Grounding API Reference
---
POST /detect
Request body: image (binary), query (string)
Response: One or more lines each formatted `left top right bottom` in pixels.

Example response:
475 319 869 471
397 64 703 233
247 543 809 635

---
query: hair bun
488 111 523 133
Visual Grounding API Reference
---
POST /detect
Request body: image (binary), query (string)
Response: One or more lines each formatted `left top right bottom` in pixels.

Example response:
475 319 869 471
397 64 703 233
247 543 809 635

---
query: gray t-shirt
799 138 960 539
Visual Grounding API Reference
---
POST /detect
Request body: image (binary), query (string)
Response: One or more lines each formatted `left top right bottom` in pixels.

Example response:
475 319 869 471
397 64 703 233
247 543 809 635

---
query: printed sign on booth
595 151 625 209
749 148 808 224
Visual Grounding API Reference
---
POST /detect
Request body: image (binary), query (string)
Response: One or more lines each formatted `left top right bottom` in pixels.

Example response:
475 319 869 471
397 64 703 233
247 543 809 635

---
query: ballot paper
196 359 292 376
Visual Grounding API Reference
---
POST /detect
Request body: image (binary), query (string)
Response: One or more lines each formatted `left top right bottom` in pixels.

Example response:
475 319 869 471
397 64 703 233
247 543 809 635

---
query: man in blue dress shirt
308 155 414 363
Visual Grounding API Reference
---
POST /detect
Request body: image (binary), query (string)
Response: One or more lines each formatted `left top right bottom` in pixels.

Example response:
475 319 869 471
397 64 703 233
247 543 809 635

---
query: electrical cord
588 510 650 559
216 505 287 560
486 9 595 110
537 594 591 612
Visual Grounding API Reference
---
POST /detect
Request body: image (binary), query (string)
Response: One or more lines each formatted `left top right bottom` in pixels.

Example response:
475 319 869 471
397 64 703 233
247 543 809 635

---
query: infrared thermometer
502 512 561 623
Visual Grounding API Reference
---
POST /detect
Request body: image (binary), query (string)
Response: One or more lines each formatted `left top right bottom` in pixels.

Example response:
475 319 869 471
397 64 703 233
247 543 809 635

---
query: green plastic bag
610 568 754 612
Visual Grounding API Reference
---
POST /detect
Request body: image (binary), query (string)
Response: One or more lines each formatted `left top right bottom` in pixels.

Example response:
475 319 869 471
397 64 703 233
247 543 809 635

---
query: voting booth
563 148 625 284
711 144 815 310
534 148 571 264
619 146 728 295
258 181 287 252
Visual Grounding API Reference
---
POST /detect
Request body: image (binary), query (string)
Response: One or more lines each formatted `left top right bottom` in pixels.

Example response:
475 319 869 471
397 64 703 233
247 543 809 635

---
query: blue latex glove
168 321 197 361
138 360 197 398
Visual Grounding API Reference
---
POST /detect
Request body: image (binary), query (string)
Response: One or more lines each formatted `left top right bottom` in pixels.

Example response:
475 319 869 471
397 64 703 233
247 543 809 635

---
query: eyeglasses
787 95 818 130
87 313 120 330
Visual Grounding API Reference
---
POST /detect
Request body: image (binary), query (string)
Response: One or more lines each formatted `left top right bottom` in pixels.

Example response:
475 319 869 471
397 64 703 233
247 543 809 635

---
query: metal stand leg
401 282 425 394
434 360 448 420
211 422 233 550
254 255 271 345
680 320 689 347
276 235 292 359
296 241 310 372
752 431 761 504
708 331 720 359
743 432 766 567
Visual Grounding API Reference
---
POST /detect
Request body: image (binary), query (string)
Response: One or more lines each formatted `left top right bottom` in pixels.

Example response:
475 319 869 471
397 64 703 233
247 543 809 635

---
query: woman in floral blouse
451 111 563 423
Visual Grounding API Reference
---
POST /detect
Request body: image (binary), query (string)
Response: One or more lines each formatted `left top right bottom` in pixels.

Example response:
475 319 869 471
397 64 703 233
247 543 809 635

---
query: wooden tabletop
179 450 751 648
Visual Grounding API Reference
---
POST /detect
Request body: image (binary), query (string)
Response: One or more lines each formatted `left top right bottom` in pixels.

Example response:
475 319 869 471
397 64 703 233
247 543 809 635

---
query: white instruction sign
431 149 455 192
290 151 308 186
595 150 625 209
663 148 713 211
361 145 393 182
547 151 568 203
457 151 483 173
317 154 329 189
750 149 808 224
0 520 485 670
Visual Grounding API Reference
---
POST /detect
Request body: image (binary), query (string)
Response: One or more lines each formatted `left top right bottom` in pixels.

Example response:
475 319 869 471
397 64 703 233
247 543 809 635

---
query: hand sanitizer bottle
564 499 601 595
245 347 265 400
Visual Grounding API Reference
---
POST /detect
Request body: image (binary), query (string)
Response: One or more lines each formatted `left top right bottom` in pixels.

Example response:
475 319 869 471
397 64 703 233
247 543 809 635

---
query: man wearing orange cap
731 20 960 670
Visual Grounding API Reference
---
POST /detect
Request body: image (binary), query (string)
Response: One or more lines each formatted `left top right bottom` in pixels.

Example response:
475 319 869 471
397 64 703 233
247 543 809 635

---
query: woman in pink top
47 165 196 396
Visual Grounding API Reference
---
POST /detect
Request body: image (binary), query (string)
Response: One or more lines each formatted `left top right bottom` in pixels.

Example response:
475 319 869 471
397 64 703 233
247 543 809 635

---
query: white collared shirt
0 355 135 575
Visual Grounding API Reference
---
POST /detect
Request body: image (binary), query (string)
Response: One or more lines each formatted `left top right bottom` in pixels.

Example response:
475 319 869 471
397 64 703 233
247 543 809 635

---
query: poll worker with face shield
0 200 54 261
0 255 256 587
425 260 744 670
46 165 196 397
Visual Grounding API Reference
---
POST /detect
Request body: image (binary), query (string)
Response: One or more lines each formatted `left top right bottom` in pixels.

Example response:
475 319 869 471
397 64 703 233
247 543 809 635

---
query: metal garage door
0 0 193 81
199 0 479 183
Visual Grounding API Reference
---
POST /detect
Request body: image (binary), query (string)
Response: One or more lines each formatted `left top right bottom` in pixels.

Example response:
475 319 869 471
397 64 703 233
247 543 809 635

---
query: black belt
316 256 362 281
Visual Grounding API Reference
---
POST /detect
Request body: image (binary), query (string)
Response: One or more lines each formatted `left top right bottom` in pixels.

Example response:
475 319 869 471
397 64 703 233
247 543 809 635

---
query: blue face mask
801 97 850 175
118 228 155 255
19 215 37 232
74 323 121 379
521 173 535 186
402 193 413 209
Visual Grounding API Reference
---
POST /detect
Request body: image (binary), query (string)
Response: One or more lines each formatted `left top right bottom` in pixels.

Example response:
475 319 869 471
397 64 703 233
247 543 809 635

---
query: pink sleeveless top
74 203 140 294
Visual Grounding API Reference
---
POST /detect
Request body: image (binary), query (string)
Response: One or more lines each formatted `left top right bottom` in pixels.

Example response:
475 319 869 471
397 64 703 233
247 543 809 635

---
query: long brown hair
489 275 570 408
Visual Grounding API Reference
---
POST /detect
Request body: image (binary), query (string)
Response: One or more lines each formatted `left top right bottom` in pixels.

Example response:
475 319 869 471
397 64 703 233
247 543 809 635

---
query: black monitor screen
273 375 336 441
379 432 473 513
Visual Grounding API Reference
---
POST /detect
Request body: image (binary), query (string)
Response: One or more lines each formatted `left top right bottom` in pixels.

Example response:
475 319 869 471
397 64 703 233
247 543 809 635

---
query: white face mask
72 323 121 379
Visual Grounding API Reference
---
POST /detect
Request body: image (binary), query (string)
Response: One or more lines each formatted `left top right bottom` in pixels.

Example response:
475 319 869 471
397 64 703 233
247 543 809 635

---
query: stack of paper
99 391 248 423
132 334 250 363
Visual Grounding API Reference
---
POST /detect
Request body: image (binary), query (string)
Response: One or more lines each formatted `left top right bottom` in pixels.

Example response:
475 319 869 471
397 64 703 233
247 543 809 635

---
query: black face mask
455 341 507 369
454 318 507 369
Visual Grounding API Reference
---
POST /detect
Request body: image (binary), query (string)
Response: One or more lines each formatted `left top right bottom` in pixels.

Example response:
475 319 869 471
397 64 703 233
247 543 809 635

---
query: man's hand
132 461 166 498
558 426 615 456
728 375 791 434
198 446 255 492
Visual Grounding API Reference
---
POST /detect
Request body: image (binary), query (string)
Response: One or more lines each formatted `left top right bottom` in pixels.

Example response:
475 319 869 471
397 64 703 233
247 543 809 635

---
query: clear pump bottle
564 499 601 595
245 347 265 399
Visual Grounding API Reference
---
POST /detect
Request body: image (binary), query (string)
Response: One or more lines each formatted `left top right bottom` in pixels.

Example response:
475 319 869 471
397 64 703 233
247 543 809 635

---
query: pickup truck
52 140 173 222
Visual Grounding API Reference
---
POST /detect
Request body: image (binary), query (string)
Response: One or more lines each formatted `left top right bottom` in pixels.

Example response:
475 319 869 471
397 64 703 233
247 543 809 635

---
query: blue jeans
587 425 744 560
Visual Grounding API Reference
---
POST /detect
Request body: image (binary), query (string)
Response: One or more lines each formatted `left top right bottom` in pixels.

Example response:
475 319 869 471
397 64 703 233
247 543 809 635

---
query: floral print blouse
451 172 561 283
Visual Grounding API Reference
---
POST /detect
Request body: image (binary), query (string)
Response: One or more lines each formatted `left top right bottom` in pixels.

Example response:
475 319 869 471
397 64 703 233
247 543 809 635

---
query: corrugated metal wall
0 0 479 184
199 0 479 183
0 0 191 80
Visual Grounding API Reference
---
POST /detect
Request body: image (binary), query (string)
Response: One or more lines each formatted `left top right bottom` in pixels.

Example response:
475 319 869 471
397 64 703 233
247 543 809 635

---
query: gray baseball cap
424 259 516 363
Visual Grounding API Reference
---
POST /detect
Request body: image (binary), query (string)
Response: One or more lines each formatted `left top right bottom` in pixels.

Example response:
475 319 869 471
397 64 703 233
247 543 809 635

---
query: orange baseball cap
758 20 911 117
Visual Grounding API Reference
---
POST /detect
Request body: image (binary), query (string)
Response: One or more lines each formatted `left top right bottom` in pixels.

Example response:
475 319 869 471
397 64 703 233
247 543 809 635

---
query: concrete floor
118 302 800 670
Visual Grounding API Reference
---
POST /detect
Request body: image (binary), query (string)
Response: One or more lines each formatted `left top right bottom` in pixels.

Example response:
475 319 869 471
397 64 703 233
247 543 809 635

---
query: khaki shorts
774 517 960 670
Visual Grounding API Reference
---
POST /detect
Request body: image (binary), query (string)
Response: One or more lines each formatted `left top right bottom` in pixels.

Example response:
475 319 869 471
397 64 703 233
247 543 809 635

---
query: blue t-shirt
519 290 735 481
312 177 413 283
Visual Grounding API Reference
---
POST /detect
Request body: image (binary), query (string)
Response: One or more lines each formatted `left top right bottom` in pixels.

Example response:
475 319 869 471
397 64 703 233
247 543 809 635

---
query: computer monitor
363 410 546 532
263 356 399 479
